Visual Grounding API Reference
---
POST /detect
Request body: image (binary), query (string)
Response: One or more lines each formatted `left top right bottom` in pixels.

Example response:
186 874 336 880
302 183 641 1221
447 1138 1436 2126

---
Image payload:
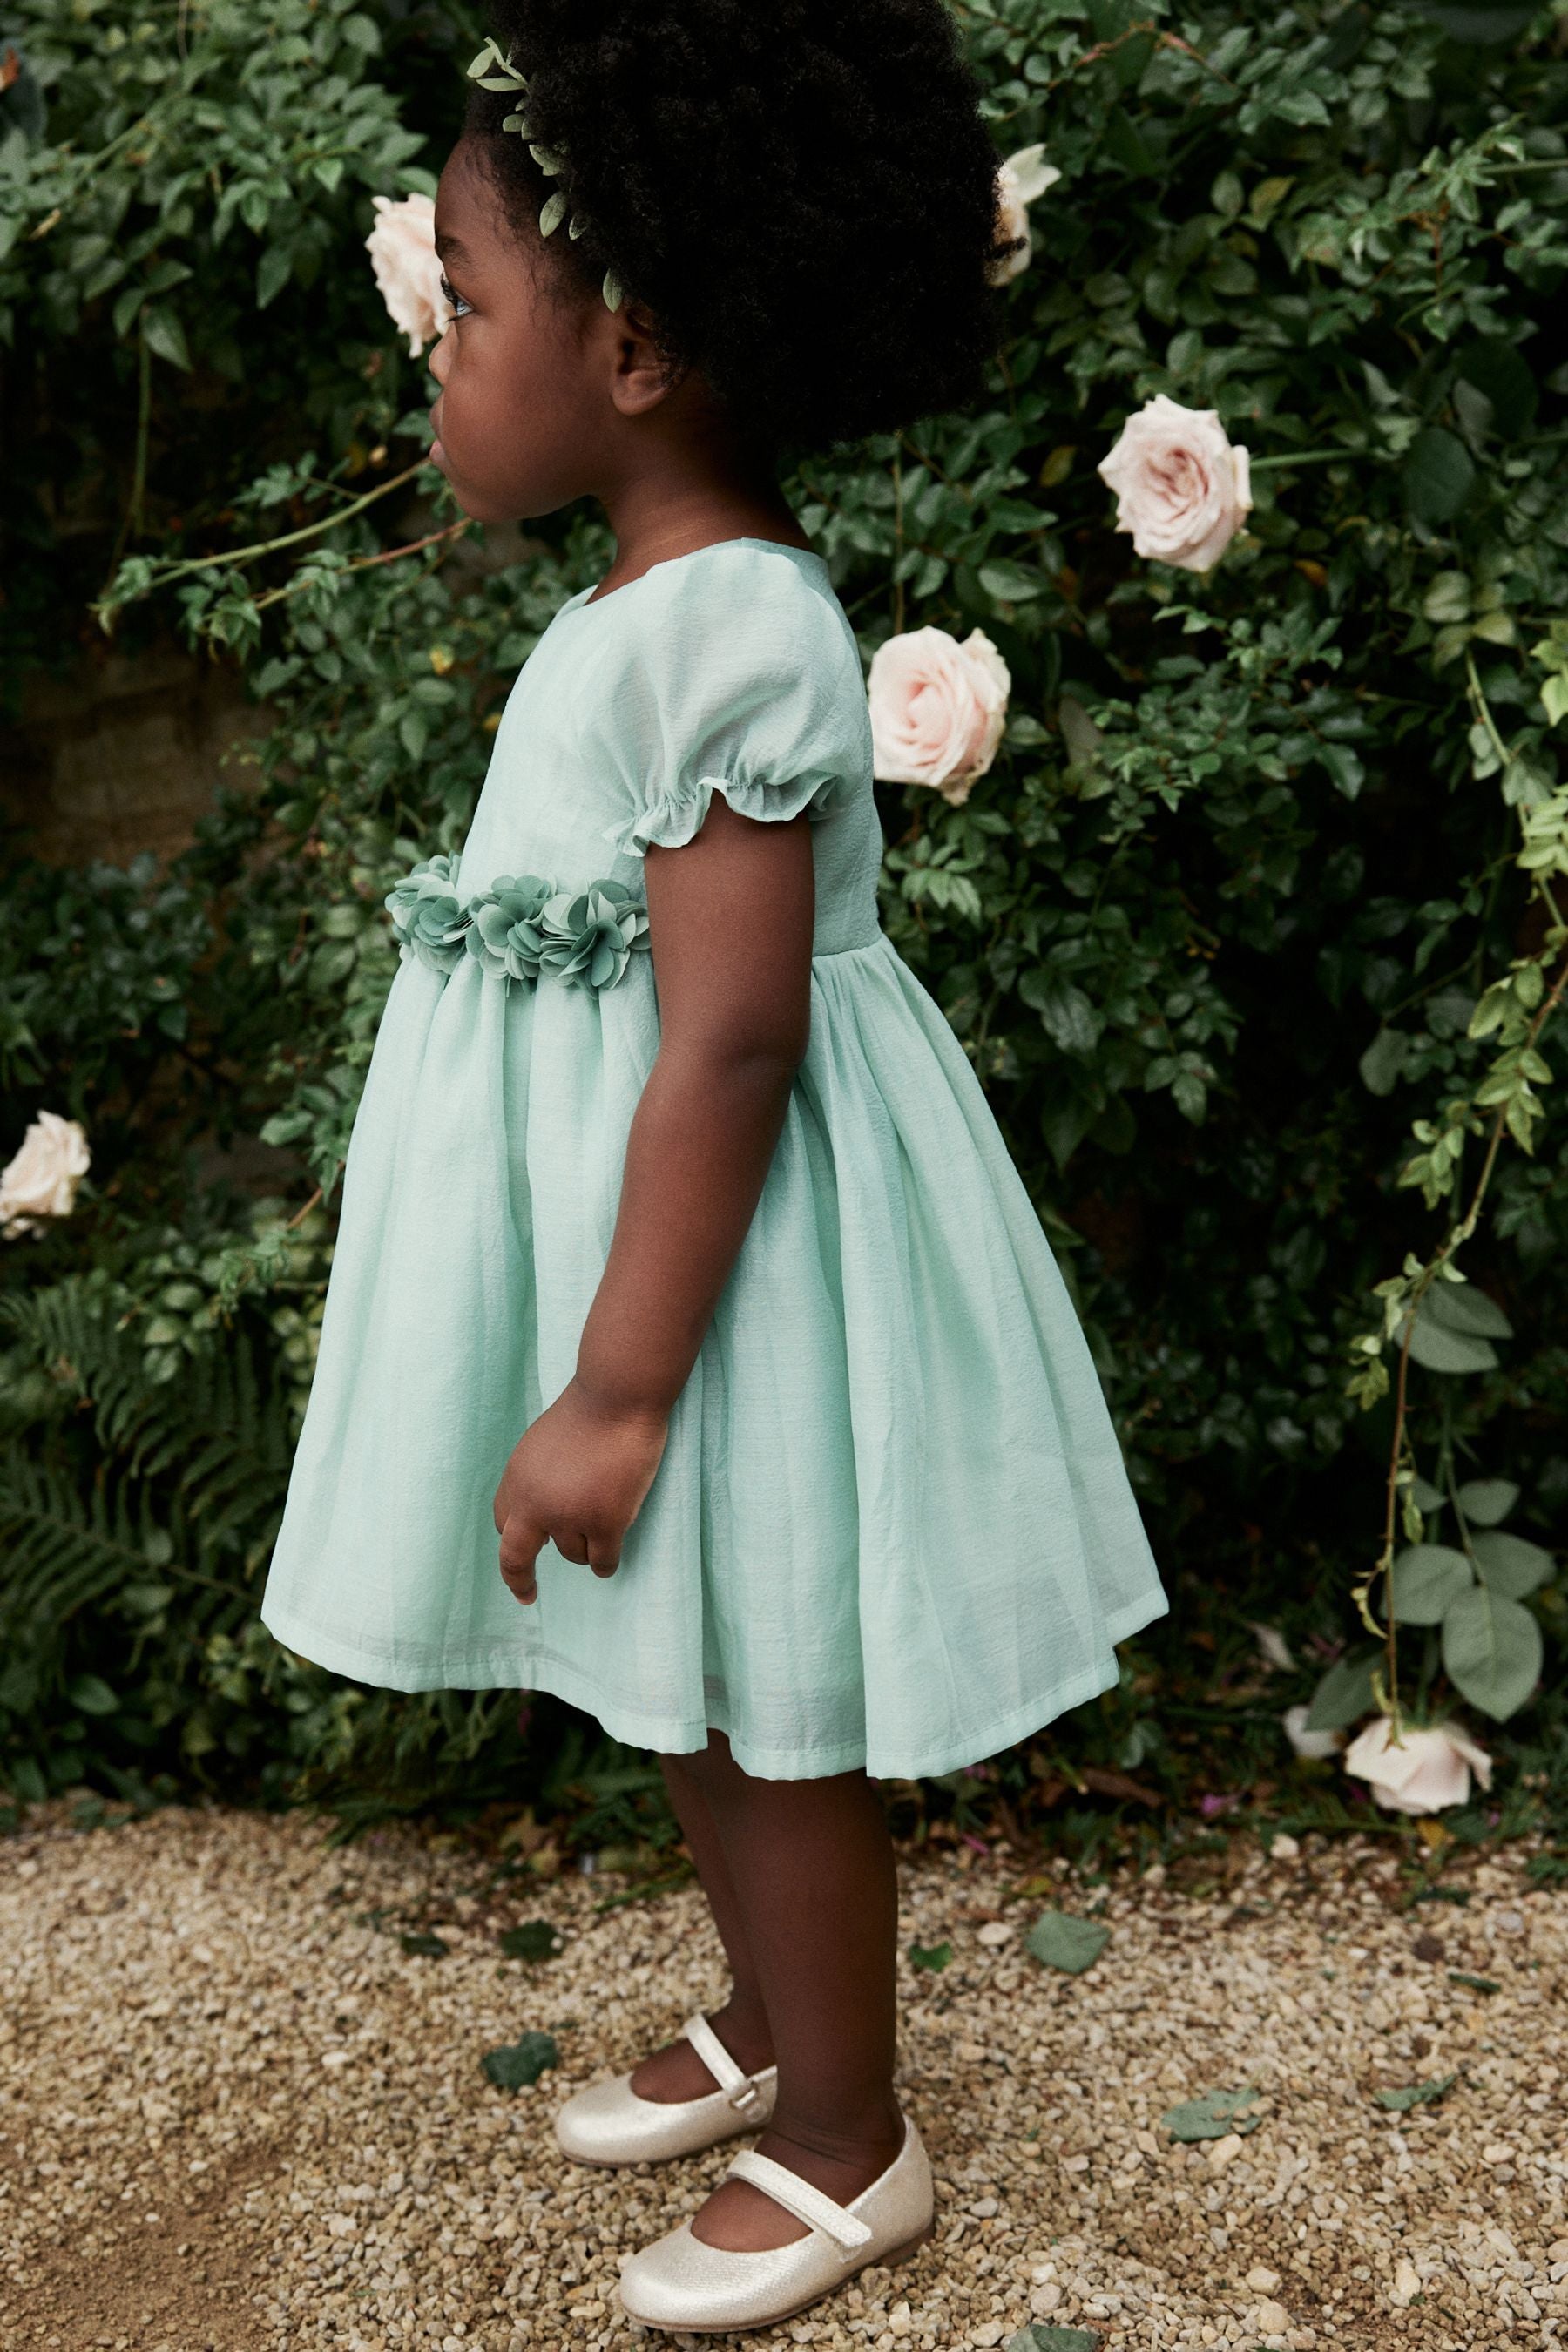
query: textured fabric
260 537 1169 1779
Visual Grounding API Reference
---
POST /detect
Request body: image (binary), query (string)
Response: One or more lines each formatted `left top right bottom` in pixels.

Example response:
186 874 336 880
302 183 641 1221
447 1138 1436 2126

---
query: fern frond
0 1448 147 1625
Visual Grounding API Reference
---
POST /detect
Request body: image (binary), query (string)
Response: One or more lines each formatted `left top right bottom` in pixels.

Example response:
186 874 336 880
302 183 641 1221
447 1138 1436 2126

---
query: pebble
1 1807 1563 2352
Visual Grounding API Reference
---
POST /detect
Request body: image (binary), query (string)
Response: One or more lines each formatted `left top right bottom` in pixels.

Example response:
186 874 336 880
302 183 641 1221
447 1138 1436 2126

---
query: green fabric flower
465 875 557 980
384 856 471 974
534 882 652 990
387 857 650 992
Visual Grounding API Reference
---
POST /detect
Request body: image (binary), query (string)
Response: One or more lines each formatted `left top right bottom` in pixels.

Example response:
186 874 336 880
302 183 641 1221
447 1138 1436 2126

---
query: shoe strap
723 2149 874 2251
680 2013 769 2115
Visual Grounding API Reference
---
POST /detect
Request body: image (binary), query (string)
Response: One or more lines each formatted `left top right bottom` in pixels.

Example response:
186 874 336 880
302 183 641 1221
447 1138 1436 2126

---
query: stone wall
1 645 267 869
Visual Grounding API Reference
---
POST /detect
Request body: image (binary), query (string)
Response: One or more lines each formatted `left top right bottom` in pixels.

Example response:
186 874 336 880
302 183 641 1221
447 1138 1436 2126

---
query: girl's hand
492 1377 668 1605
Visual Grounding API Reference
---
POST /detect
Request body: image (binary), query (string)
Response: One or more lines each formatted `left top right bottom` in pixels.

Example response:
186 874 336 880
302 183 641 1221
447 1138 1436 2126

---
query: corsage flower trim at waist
385 855 652 991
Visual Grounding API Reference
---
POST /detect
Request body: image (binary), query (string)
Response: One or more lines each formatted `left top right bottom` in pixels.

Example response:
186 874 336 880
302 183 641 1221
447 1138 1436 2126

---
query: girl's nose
428 328 453 385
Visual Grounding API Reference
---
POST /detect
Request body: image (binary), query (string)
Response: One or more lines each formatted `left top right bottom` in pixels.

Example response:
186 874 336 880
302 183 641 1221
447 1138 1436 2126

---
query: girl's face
427 139 661 524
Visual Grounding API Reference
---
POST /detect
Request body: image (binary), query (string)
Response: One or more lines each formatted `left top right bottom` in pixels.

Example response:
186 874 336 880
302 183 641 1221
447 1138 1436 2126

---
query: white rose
1342 1714 1493 1815
1281 1702 1344 1762
0 1112 91 1240
366 193 454 360
868 625 1012 805
1097 394 1253 573
990 144 1062 286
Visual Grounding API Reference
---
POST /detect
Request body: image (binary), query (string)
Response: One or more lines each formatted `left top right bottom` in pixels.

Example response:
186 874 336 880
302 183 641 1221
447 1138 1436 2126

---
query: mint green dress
260 538 1168 1779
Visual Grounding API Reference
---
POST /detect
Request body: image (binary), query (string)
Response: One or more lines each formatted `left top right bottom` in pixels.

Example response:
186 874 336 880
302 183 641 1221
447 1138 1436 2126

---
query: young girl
261 0 1168 2330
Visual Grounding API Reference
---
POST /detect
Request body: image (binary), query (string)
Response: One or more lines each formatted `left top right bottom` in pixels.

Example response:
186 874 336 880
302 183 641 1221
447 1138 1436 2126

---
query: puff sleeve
595 544 868 862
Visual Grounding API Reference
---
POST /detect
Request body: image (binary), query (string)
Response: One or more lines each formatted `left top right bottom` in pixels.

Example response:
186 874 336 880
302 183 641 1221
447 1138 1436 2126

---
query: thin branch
249 518 471 613
105 459 431 599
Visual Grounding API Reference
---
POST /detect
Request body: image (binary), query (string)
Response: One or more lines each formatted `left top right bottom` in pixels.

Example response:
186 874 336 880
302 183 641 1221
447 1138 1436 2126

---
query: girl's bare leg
629 1747 776 2100
662 1728 905 2254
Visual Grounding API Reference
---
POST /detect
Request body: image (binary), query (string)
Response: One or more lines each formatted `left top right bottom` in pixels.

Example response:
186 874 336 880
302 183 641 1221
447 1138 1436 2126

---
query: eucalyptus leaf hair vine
464 37 624 312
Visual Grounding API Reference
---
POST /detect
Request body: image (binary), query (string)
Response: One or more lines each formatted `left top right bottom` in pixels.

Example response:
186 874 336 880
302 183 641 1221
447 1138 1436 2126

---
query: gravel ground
0 1805 1562 2352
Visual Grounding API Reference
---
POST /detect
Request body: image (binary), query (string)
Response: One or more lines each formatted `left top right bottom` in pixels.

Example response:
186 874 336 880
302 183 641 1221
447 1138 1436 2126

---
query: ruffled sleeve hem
599 769 852 861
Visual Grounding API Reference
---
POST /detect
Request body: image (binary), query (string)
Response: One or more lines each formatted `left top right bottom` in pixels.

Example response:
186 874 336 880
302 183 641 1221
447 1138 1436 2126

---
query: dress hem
259 1582 1170 1782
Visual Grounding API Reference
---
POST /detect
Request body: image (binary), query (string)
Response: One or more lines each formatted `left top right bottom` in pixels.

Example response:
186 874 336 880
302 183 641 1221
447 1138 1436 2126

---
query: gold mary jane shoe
552 2012 777 2167
616 2112 934 2334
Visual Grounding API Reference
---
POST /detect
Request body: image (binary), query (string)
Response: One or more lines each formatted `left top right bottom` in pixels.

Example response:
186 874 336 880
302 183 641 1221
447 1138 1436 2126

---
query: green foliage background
3 0 1566 1844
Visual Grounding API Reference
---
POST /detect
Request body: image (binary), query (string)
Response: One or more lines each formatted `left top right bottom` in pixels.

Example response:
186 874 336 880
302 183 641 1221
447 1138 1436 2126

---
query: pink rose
366 193 454 359
1342 1714 1493 1815
0 1111 91 1240
868 626 1012 805
1097 394 1253 573
989 144 1062 286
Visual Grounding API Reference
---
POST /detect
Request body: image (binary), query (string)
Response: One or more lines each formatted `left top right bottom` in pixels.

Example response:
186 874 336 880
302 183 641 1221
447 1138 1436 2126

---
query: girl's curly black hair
463 0 1013 456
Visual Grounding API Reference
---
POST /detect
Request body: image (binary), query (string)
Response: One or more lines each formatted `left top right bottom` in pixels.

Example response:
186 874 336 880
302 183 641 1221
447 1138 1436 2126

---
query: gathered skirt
260 927 1168 1779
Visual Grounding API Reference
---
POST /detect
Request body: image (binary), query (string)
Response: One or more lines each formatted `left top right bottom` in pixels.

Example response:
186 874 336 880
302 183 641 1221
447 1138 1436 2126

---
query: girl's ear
607 300 682 417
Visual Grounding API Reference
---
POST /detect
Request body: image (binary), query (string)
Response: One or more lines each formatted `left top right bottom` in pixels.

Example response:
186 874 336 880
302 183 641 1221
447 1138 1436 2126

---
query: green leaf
1400 1283 1505 1375
64 1674 119 1716
1422 571 1472 625
399 1930 450 1958
1007 2328 1102 2352
978 559 1047 604
122 1582 173 1617
1304 1650 1378 1732
1403 428 1476 525
1160 2086 1263 2141
1455 1478 1519 1527
1103 105 1159 177
1447 1969 1502 1994
112 284 145 339
1359 1030 1411 1096
909 1939 952 1972
1424 1281 1511 1340
1019 970 1102 1056
538 190 568 237
1388 1544 1472 1625
1317 741 1364 800
1470 1529 1554 1600
1041 1096 1096 1173
1373 2072 1456 2111
482 2031 559 2090
257 244 294 310
1401 1324 1495 1376
499 1920 564 1961
1025 1910 1110 1975
140 306 191 370
1441 1585 1544 1720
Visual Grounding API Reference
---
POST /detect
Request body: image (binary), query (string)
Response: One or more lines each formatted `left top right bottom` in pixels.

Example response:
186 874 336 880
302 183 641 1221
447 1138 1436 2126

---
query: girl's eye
439 274 472 319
